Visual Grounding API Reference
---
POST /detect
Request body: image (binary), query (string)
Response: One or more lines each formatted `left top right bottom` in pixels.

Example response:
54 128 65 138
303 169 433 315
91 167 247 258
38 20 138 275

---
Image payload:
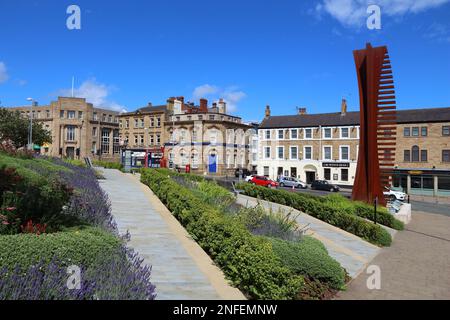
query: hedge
93 160 123 170
0 227 122 271
267 237 346 289
237 183 392 247
141 169 303 300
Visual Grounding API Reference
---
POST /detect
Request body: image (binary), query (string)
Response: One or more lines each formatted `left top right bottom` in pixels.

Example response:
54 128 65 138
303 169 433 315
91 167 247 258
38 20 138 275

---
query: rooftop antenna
71 76 75 97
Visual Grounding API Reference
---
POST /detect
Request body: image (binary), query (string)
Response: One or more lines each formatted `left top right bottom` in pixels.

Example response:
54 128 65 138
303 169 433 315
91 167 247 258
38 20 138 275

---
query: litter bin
186 164 191 174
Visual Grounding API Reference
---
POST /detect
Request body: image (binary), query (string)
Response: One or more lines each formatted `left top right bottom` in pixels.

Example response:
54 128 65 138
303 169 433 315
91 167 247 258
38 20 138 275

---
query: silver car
278 176 307 189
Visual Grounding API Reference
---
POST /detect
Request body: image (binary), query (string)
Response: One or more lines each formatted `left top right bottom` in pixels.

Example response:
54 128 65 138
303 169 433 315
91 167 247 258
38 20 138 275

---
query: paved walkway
237 195 383 279
336 211 450 300
99 169 245 300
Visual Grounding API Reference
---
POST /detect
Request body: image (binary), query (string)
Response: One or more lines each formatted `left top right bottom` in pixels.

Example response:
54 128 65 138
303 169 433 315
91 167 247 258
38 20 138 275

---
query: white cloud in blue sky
58 78 126 112
0 62 9 84
316 0 450 27
192 84 246 113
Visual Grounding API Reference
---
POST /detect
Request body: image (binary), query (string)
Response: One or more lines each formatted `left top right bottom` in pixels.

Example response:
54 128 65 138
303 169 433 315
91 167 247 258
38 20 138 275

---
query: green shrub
267 237 346 289
63 158 86 167
0 227 122 271
93 160 123 170
237 183 392 247
141 169 303 300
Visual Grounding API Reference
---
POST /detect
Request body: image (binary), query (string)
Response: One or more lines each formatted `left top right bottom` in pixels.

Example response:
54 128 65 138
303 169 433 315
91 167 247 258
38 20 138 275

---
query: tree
0 108 52 148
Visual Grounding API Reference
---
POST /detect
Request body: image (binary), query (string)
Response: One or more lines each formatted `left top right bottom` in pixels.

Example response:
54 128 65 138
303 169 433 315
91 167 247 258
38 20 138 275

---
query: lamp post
26 98 35 150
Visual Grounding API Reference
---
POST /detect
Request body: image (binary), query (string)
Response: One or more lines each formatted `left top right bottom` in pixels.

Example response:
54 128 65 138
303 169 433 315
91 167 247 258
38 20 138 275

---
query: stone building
258 101 450 196
164 97 254 176
8 97 120 161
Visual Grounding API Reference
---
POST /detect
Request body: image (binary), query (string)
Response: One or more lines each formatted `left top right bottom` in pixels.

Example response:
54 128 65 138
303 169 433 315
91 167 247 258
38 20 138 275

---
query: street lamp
26 98 35 150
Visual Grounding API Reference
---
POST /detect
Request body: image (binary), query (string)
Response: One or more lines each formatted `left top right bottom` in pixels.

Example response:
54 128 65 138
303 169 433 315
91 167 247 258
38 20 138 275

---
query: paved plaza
336 210 450 300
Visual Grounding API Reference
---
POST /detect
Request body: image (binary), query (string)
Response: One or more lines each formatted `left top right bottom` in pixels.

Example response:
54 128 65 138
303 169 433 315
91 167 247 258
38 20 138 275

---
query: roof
260 107 450 129
121 104 167 116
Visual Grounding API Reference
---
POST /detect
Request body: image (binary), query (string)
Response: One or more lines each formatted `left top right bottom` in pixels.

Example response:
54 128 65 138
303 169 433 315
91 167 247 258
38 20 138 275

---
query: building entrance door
306 171 316 184
66 147 75 160
208 154 217 173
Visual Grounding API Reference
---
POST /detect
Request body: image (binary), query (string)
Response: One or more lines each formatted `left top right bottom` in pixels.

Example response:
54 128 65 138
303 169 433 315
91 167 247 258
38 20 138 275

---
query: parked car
250 176 279 188
278 176 307 189
384 187 406 201
311 180 340 192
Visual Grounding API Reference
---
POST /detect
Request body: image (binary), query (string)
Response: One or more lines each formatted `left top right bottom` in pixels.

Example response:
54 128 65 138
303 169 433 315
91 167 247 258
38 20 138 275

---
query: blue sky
0 0 449 121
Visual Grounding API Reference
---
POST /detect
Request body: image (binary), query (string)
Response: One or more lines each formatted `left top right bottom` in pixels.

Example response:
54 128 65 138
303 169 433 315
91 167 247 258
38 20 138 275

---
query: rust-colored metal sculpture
352 43 397 206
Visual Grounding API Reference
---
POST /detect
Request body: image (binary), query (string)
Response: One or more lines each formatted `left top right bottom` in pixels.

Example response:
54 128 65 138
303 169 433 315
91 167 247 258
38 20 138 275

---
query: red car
250 176 279 188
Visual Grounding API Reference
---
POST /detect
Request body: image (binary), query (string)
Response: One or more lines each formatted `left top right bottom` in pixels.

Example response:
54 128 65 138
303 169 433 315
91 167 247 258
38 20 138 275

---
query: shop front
392 169 450 197
121 147 166 171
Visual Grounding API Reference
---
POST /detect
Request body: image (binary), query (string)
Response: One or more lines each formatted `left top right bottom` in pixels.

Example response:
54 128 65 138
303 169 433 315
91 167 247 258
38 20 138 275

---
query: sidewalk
335 210 450 299
99 169 245 300
237 195 383 279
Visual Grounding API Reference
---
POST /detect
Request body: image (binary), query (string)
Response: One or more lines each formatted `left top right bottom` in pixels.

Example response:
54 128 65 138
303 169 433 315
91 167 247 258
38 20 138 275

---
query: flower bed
236 183 393 247
0 152 155 300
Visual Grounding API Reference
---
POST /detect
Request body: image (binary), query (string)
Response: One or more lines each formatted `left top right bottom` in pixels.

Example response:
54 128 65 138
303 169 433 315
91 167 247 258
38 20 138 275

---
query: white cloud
191 84 247 113
316 0 450 27
0 62 9 84
58 78 127 112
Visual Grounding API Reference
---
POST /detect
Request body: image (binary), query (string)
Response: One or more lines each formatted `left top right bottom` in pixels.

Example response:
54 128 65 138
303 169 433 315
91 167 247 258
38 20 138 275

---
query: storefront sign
408 170 423 175
322 162 350 168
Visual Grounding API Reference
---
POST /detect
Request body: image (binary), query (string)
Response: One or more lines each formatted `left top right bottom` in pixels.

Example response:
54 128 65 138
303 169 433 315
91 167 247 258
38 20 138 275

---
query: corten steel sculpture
352 43 397 206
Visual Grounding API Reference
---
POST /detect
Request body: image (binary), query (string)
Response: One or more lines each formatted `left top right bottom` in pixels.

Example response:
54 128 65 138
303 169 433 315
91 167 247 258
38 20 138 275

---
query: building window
209 115 215 121
119 120 123 128
192 130 197 142
278 130 284 140
109 115 113 123
340 146 349 161
66 126 75 141
92 127 97 137
443 126 450 136
443 150 450 162
421 150 428 162
404 127 410 137
421 127 428 137
102 114 107 122
323 128 332 139
93 112 97 121
150 118 155 127
324 168 331 181
150 135 154 145
304 146 312 160
101 129 110 154
78 111 83 119
291 129 298 139
277 146 284 160
134 135 138 145
404 150 411 162
157 117 161 127
113 130 120 154
125 120 129 128
412 145 420 162
341 128 349 139
140 119 144 128
140 135 144 145
198 115 203 120
264 147 271 159
304 128 312 139
265 130 271 140
412 127 419 137
92 141 97 154
156 134 161 145
67 111 76 119
46 110 51 118
134 119 139 128
263 166 270 177
323 146 332 160
341 169 349 182
60 110 65 119
290 146 298 160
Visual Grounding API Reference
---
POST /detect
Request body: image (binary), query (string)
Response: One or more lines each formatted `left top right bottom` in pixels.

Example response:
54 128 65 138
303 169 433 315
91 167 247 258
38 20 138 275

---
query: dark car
311 180 340 192
235 168 252 178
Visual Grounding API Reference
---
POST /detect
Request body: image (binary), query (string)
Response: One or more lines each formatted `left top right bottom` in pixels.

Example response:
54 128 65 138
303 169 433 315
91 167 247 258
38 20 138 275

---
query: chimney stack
341 99 347 115
298 107 307 115
265 105 271 118
218 98 227 114
177 96 185 111
200 98 208 112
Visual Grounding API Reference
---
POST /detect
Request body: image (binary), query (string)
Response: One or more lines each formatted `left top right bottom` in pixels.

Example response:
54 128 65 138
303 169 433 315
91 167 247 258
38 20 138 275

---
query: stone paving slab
237 195 381 279
335 211 450 300
99 169 224 300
